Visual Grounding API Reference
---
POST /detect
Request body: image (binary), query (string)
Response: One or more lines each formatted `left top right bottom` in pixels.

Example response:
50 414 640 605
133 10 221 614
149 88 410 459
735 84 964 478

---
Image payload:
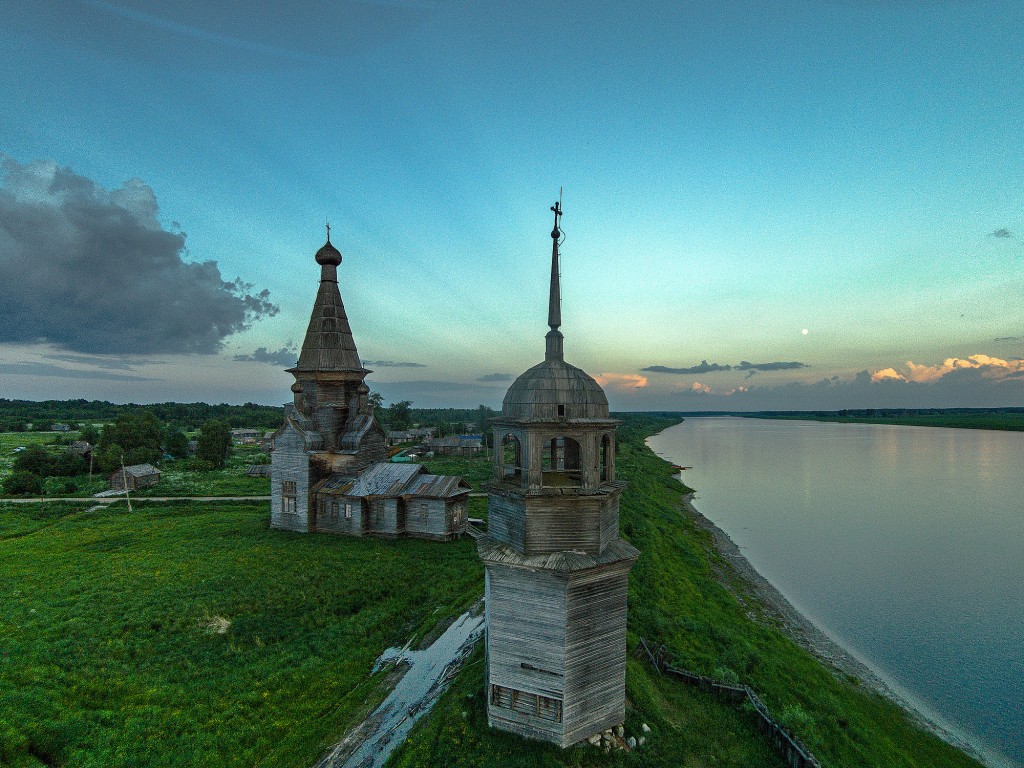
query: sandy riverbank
681 492 996 768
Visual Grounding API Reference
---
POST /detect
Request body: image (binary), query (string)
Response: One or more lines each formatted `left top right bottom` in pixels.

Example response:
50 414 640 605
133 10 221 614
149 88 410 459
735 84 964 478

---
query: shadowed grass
0 501 482 767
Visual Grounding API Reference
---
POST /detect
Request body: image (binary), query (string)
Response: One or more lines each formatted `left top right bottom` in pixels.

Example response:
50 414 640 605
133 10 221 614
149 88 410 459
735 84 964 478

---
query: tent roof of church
292 238 365 373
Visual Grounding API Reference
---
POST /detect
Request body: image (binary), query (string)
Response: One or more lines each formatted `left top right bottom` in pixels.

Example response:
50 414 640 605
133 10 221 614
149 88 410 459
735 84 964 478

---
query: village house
424 435 484 456
269 231 468 540
50 423 71 432
231 428 262 445
109 463 161 491
67 440 92 458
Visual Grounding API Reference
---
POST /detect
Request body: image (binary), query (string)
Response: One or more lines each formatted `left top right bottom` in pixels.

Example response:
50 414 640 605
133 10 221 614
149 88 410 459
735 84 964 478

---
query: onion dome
315 237 342 266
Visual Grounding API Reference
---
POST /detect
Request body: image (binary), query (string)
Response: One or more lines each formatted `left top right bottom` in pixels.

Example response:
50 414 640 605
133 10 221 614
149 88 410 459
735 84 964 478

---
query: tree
48 452 87 478
12 445 52 477
3 471 43 496
164 427 190 459
368 391 387 427
385 400 413 431
98 412 162 466
196 420 231 468
79 424 101 445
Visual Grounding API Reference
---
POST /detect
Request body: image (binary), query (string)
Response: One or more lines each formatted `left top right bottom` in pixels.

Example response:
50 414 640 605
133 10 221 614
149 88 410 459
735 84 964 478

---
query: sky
0 0 1022 411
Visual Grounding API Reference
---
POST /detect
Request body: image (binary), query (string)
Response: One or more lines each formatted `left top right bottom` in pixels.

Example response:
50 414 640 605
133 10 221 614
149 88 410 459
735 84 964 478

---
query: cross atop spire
326 220 331 241
545 194 564 361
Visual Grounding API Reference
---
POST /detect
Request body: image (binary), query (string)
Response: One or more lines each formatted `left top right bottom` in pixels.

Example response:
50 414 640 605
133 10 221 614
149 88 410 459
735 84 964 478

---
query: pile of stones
584 722 651 753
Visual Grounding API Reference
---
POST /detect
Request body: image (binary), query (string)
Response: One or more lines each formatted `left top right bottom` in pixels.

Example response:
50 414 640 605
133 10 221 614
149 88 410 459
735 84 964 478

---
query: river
647 417 1023 768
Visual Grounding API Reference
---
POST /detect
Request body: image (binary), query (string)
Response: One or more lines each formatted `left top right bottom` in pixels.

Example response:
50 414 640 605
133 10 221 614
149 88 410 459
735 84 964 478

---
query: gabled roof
273 406 323 451
349 462 424 496
312 462 470 500
116 463 160 478
404 473 471 499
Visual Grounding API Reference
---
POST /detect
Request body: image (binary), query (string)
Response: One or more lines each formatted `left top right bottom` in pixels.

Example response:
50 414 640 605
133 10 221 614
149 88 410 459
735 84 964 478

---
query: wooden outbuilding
478 201 637 747
109 463 161 491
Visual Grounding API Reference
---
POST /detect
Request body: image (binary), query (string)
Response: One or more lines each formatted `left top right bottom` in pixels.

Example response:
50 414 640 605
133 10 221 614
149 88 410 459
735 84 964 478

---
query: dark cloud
735 360 809 372
362 360 427 368
643 360 808 374
994 336 1020 342
0 156 278 354
990 228 1013 238
477 373 514 382
42 352 165 370
234 346 297 366
642 360 732 374
0 361 154 382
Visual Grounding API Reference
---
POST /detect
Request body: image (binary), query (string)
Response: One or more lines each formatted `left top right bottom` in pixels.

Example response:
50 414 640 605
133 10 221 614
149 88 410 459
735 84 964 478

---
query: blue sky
1 0 1022 410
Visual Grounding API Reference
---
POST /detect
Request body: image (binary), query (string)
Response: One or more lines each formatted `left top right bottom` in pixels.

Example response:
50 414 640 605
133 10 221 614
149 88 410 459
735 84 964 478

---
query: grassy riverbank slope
391 414 984 768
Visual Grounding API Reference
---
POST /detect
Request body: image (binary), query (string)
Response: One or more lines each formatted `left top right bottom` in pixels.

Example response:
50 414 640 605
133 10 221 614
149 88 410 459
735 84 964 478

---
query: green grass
389 414 984 768
416 452 494 490
0 501 96 540
0 501 482 767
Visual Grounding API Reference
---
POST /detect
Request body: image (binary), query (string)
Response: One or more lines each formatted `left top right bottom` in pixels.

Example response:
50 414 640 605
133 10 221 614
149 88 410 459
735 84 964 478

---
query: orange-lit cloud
595 373 648 390
874 355 1024 384
871 367 907 382
690 381 711 393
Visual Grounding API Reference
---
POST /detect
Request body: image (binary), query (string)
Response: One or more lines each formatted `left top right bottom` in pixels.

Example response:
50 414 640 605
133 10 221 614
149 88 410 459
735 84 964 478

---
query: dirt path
0 495 270 503
314 605 485 768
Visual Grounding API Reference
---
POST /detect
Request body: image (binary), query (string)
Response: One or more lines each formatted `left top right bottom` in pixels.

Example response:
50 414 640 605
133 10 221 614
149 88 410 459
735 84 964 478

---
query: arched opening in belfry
600 434 612 482
501 433 523 481
542 436 582 487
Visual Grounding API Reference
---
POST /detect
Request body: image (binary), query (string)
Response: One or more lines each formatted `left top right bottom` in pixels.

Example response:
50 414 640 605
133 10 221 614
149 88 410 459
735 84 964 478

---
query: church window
557 404 565 417
345 502 353 519
282 481 297 514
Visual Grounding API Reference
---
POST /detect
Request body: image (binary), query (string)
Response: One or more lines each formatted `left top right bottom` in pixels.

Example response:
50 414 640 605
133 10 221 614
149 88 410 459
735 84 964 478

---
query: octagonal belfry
478 201 639 747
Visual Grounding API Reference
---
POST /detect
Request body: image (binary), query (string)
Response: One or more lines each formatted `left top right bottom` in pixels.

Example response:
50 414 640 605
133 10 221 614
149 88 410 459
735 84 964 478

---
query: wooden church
478 202 639 746
270 231 470 539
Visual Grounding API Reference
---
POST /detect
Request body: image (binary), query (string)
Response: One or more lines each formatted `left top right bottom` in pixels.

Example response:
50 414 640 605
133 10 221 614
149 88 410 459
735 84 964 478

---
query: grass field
0 434 271 499
0 501 481 767
389 414 984 768
0 417 986 768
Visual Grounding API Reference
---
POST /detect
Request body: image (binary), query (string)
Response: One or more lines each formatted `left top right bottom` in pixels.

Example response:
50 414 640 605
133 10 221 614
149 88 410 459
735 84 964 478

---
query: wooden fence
637 638 822 768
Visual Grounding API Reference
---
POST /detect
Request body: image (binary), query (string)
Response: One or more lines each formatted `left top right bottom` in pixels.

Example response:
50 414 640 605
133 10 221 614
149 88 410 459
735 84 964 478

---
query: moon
801 328 809 335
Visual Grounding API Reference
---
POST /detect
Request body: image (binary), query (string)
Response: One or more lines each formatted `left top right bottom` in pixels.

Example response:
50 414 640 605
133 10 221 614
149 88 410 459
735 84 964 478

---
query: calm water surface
648 417 1024 768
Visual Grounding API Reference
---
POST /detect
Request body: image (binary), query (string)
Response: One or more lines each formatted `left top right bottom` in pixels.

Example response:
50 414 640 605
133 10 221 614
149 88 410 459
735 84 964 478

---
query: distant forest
737 407 1024 432
0 398 500 435
0 399 285 432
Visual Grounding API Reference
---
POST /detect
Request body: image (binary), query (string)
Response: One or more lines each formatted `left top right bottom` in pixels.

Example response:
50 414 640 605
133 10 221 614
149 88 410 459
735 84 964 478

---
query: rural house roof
118 464 160 478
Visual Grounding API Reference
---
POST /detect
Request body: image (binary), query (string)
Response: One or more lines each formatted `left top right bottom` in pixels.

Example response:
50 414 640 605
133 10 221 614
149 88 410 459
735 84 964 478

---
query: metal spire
545 193 564 362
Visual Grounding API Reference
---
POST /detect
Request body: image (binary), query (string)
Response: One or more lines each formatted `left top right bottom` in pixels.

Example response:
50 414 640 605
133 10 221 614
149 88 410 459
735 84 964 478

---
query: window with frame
282 480 297 514
489 685 562 723
344 502 353 519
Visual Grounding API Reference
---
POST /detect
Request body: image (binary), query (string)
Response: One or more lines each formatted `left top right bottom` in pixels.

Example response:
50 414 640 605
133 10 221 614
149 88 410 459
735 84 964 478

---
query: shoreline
680 492 997 768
